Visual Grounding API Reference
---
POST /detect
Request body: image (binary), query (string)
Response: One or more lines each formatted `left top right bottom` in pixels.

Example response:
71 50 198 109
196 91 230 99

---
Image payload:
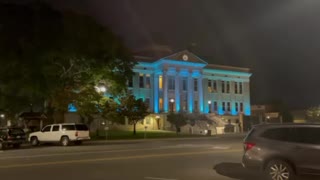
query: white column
198 76 204 113
153 74 159 113
175 73 180 112
163 72 169 112
188 73 193 113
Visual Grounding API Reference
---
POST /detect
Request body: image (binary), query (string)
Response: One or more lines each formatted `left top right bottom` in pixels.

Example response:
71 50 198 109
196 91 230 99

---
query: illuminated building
130 50 252 116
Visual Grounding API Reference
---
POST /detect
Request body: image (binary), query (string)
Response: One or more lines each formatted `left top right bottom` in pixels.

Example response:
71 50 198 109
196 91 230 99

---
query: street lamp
170 98 175 112
155 115 160 130
208 100 212 113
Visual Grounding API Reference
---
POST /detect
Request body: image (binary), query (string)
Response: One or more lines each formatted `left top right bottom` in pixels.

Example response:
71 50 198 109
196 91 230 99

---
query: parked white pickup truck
29 123 90 146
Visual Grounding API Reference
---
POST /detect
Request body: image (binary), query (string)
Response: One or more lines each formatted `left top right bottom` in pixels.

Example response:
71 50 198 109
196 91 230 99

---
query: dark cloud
6 0 320 108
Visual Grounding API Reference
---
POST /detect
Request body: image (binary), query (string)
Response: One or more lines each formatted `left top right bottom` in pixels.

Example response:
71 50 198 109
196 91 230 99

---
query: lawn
91 130 206 140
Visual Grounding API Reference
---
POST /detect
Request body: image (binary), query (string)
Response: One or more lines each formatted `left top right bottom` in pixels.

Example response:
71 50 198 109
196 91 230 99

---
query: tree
0 2 135 122
101 98 125 125
119 95 150 135
167 112 187 134
306 106 320 122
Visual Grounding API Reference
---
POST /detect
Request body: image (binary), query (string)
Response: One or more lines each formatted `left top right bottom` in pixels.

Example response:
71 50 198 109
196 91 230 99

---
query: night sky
4 0 320 109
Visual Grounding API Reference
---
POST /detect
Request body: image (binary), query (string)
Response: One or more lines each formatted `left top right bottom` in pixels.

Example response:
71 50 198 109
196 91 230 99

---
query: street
0 135 317 180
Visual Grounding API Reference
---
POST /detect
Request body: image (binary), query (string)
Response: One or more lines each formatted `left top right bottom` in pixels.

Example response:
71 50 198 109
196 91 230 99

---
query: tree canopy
0 2 135 120
118 95 150 135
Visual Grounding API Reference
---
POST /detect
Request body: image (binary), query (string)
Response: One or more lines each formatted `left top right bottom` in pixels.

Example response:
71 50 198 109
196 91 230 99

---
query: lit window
159 98 163 111
159 75 163 89
208 80 212 93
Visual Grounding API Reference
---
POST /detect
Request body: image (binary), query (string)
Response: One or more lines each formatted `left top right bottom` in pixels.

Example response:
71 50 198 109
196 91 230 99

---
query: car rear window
261 127 296 142
8 128 25 136
75 124 89 131
62 125 76 131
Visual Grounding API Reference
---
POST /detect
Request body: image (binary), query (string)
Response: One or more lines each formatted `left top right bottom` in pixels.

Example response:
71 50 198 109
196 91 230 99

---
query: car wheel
265 159 295 180
60 136 70 146
31 137 39 146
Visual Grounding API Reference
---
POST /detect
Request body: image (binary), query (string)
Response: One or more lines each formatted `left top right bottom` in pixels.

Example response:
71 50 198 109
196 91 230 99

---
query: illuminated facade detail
130 50 252 116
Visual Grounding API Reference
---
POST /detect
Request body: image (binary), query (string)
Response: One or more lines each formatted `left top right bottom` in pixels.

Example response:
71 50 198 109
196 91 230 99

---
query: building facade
130 50 252 116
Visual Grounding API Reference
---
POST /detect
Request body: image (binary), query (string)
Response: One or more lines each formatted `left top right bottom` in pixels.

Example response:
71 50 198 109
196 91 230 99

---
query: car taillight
244 142 255 151
75 131 78 137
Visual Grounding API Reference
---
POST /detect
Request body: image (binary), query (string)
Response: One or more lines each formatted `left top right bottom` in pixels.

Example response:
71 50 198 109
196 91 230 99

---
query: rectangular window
194 79 198 92
226 81 230 93
139 74 144 88
214 101 218 111
52 125 60 131
194 100 198 112
145 74 151 88
159 75 163 89
168 76 175 90
240 102 244 112
128 77 133 88
182 100 187 111
159 98 163 111
239 82 243 94
227 102 231 112
235 102 239 112
213 80 217 92
145 98 150 108
208 80 212 93
234 82 238 94
182 77 187 91
222 102 226 111
221 81 225 93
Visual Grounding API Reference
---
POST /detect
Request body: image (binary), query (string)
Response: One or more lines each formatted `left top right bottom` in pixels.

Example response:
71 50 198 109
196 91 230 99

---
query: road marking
0 145 204 160
0 149 242 169
145 177 177 180
0 144 237 160
211 146 231 150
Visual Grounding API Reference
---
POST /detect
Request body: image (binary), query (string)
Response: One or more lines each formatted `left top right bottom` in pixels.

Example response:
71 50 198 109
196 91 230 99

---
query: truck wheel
60 136 70 146
31 137 39 146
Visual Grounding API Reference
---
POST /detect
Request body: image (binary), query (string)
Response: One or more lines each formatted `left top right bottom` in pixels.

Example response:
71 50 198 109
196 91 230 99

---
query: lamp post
208 100 212 113
0 114 4 127
155 115 160 130
170 98 175 112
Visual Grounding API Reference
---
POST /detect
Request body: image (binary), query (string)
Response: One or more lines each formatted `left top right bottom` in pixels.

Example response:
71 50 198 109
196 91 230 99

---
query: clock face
182 54 188 61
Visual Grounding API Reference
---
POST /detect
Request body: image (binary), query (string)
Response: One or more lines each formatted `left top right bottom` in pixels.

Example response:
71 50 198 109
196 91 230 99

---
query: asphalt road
0 134 318 180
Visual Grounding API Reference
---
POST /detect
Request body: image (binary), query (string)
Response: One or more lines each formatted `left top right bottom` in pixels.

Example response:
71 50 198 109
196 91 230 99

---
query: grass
90 130 206 140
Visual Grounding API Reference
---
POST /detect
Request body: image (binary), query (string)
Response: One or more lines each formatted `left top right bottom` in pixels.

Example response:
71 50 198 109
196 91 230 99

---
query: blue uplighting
68 103 77 112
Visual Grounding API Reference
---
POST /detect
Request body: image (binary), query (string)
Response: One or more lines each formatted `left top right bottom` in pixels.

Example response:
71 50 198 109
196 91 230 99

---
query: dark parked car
0 127 26 150
243 123 320 180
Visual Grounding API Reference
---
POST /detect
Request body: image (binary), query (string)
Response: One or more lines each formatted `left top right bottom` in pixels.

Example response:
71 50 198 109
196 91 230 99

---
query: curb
89 133 246 144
